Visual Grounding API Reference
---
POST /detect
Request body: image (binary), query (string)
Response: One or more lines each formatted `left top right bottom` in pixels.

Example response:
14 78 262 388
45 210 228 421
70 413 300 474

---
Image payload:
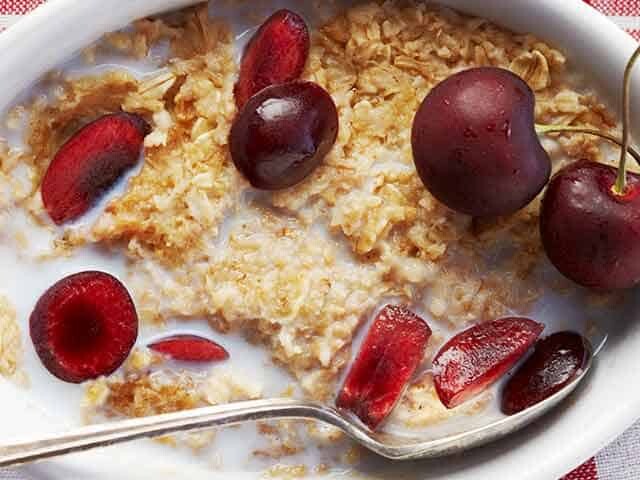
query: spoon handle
0 398 328 467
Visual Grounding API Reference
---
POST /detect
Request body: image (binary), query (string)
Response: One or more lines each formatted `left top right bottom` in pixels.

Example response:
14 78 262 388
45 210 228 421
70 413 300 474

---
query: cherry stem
613 45 640 195
535 124 640 166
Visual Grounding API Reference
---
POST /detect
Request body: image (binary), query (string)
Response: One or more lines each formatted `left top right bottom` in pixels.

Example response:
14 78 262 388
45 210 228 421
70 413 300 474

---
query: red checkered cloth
565 458 599 480
585 0 640 39
0 1 639 479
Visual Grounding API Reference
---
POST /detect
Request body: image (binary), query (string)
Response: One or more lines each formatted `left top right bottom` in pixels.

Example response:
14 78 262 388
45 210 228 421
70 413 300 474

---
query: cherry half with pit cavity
30 271 138 383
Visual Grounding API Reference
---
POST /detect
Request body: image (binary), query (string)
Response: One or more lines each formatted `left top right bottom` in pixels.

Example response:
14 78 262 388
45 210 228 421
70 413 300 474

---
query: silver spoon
0 341 592 467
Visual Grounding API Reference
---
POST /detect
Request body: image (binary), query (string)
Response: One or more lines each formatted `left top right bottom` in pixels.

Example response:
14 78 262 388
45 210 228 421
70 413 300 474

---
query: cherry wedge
501 331 589 415
234 9 310 108
148 334 229 362
336 304 432 430
432 317 543 409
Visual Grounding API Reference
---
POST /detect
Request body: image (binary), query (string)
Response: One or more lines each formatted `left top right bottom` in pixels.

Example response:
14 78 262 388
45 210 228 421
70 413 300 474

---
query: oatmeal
0 295 25 384
83 359 263 450
265 464 308 479
78 2 615 399
83 353 263 419
0 0 625 469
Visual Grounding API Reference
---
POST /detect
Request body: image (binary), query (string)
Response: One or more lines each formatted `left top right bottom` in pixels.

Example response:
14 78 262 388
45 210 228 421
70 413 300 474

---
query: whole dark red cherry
412 67 551 217
229 81 338 190
540 160 640 289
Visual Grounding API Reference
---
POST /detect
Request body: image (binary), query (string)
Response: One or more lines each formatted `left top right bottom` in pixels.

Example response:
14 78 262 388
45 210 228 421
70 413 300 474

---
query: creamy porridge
0 0 629 474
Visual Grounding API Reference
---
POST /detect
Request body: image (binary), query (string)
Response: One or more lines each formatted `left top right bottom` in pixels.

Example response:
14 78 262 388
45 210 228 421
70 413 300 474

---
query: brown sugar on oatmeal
83 361 263 419
86 372 202 419
255 421 304 459
83 371 209 450
82 364 263 449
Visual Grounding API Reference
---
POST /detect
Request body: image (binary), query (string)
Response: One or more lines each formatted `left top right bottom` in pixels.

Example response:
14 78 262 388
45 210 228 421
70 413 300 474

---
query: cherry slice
148 334 229 362
432 317 544 409
41 112 150 225
30 271 138 383
234 9 310 108
501 331 589 415
336 305 432 430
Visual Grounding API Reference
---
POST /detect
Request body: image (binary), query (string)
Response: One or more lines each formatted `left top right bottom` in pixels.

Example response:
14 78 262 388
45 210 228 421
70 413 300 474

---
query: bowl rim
0 0 639 479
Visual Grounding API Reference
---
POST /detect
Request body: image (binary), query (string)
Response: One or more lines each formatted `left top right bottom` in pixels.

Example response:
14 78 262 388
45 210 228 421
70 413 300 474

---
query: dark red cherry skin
501 331 588 415
540 160 640 289
234 9 310 109
412 67 551 217
230 81 338 190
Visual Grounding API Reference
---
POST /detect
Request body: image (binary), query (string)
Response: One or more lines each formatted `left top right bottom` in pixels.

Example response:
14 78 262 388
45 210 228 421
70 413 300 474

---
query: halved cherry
336 305 432 430
41 112 150 224
234 9 310 108
432 318 543 409
501 331 589 415
30 271 138 383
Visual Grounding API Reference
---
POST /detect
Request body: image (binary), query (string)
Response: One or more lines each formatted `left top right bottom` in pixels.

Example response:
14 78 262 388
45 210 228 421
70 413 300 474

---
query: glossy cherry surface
540 160 640 289
412 67 550 217
230 81 338 190
502 331 588 415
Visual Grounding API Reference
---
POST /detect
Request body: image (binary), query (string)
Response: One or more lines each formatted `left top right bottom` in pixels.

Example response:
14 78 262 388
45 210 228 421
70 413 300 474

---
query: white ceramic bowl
0 1 639 479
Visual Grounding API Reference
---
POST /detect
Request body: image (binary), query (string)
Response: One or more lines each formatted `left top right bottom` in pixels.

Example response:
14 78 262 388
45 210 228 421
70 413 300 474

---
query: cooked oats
254 420 304 459
103 373 202 418
390 374 492 428
264 464 308 480
0 295 25 384
202 366 264 404
83 363 263 419
4 0 624 443
122 347 163 372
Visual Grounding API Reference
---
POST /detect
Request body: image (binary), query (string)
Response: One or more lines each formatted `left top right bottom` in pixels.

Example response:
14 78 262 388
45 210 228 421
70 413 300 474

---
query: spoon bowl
0 339 593 467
